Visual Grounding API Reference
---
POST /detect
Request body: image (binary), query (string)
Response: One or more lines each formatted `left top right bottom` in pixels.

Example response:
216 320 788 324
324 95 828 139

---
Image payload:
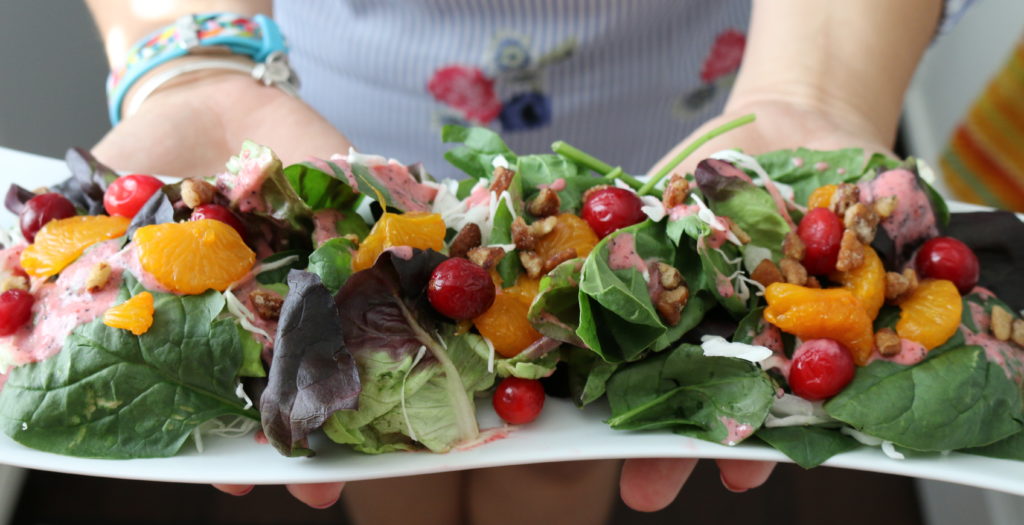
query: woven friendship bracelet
106 13 293 125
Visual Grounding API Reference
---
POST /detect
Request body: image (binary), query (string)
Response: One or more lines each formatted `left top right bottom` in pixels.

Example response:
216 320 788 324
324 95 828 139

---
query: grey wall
0 1 109 158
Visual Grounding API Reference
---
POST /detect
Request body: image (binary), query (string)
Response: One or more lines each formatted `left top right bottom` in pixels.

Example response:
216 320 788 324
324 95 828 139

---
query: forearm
728 0 942 146
85 0 272 68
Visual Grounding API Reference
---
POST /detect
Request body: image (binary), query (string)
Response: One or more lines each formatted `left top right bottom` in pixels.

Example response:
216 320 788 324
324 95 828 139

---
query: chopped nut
341 233 361 245
181 178 217 208
828 183 860 216
528 216 558 238
510 216 536 251
1012 319 1024 346
661 174 690 209
489 166 514 195
779 257 808 286
528 188 561 217
519 250 544 279
876 328 902 356
991 306 1013 341
885 269 919 301
448 223 482 259
843 202 879 245
467 246 506 269
729 221 751 244
32 186 48 195
783 232 806 261
85 262 112 293
873 196 898 219
750 259 783 288
805 276 822 288
249 290 284 321
581 184 611 204
0 275 28 292
655 286 690 326
543 248 577 274
657 262 683 290
835 229 866 272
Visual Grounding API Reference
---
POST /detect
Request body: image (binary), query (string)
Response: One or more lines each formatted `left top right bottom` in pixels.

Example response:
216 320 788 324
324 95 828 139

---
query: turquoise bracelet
106 13 288 126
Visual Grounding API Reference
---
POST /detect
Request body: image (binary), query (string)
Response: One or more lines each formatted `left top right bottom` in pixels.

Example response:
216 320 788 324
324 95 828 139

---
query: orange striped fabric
941 38 1024 211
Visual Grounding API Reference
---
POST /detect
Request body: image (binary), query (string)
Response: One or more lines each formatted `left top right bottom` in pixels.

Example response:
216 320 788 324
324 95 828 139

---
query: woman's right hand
92 69 352 177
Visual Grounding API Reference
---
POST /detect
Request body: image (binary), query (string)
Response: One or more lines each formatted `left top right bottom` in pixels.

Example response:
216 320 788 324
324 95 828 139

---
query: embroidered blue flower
493 36 532 73
500 92 551 132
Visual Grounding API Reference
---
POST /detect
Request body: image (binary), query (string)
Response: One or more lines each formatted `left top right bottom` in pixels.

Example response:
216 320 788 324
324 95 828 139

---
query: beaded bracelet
106 13 296 126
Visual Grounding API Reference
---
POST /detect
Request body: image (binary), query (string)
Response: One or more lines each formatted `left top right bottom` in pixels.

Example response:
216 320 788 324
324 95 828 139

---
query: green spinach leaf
756 426 860 469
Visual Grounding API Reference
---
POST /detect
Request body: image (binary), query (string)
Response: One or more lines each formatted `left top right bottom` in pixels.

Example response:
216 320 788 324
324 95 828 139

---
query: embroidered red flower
700 29 747 83
428 65 503 124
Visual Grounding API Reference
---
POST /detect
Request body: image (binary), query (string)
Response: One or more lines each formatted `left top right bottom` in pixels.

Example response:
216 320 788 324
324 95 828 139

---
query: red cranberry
581 187 646 238
428 258 495 320
492 377 545 424
788 339 855 400
190 204 246 239
796 207 844 275
103 174 165 219
19 193 76 242
0 289 34 336
915 237 979 295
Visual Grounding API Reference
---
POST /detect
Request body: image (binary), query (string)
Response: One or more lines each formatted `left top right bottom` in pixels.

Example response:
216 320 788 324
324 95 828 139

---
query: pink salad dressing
607 233 647 275
668 204 699 221
714 272 735 298
370 163 437 212
859 169 938 258
867 339 928 366
385 246 414 260
0 241 124 367
327 155 360 188
465 184 491 209
217 145 276 213
312 209 343 247
791 157 804 168
814 161 829 172
719 416 754 446
0 245 24 273
538 178 566 192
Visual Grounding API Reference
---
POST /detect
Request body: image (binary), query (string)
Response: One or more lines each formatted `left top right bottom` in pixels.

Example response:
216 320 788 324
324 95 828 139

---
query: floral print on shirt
427 33 576 133
674 29 747 119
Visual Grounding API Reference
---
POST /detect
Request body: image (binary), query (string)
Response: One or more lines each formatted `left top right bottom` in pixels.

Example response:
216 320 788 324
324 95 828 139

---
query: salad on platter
0 116 1022 472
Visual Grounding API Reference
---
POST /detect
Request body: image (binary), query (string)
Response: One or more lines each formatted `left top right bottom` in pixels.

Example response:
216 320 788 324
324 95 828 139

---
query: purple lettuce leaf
54 148 119 215
4 184 35 217
260 270 360 457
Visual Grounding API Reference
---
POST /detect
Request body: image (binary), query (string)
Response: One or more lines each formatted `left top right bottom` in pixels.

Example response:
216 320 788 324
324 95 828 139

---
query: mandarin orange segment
807 184 838 209
352 212 446 271
20 215 130 278
896 279 962 350
830 246 886 320
535 213 598 261
134 219 255 295
103 292 155 335
474 278 541 357
763 283 875 365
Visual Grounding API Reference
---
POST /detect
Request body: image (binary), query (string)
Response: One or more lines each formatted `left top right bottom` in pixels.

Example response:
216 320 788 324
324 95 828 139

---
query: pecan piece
511 216 536 251
249 290 284 321
783 232 806 261
489 166 514 195
805 276 822 289
656 262 683 290
528 188 561 217
85 262 112 293
843 202 879 245
828 183 860 216
750 259 784 288
449 223 482 259
873 195 898 219
835 229 865 272
876 328 902 356
519 250 544 279
467 246 506 269
181 178 216 209
779 257 808 286
543 248 577 274
655 286 690 326
1012 319 1024 347
528 215 558 238
661 174 690 209
991 306 1013 341
729 221 751 244
885 269 919 301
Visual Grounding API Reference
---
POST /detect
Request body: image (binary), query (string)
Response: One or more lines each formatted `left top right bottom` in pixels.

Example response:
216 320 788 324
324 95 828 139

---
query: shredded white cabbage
484 336 496 374
742 244 773 274
700 335 773 362
764 394 834 428
252 254 299 276
916 158 937 184
223 287 271 340
401 345 428 442
881 441 906 460
491 155 510 169
691 194 742 246
639 195 666 222
235 382 254 410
